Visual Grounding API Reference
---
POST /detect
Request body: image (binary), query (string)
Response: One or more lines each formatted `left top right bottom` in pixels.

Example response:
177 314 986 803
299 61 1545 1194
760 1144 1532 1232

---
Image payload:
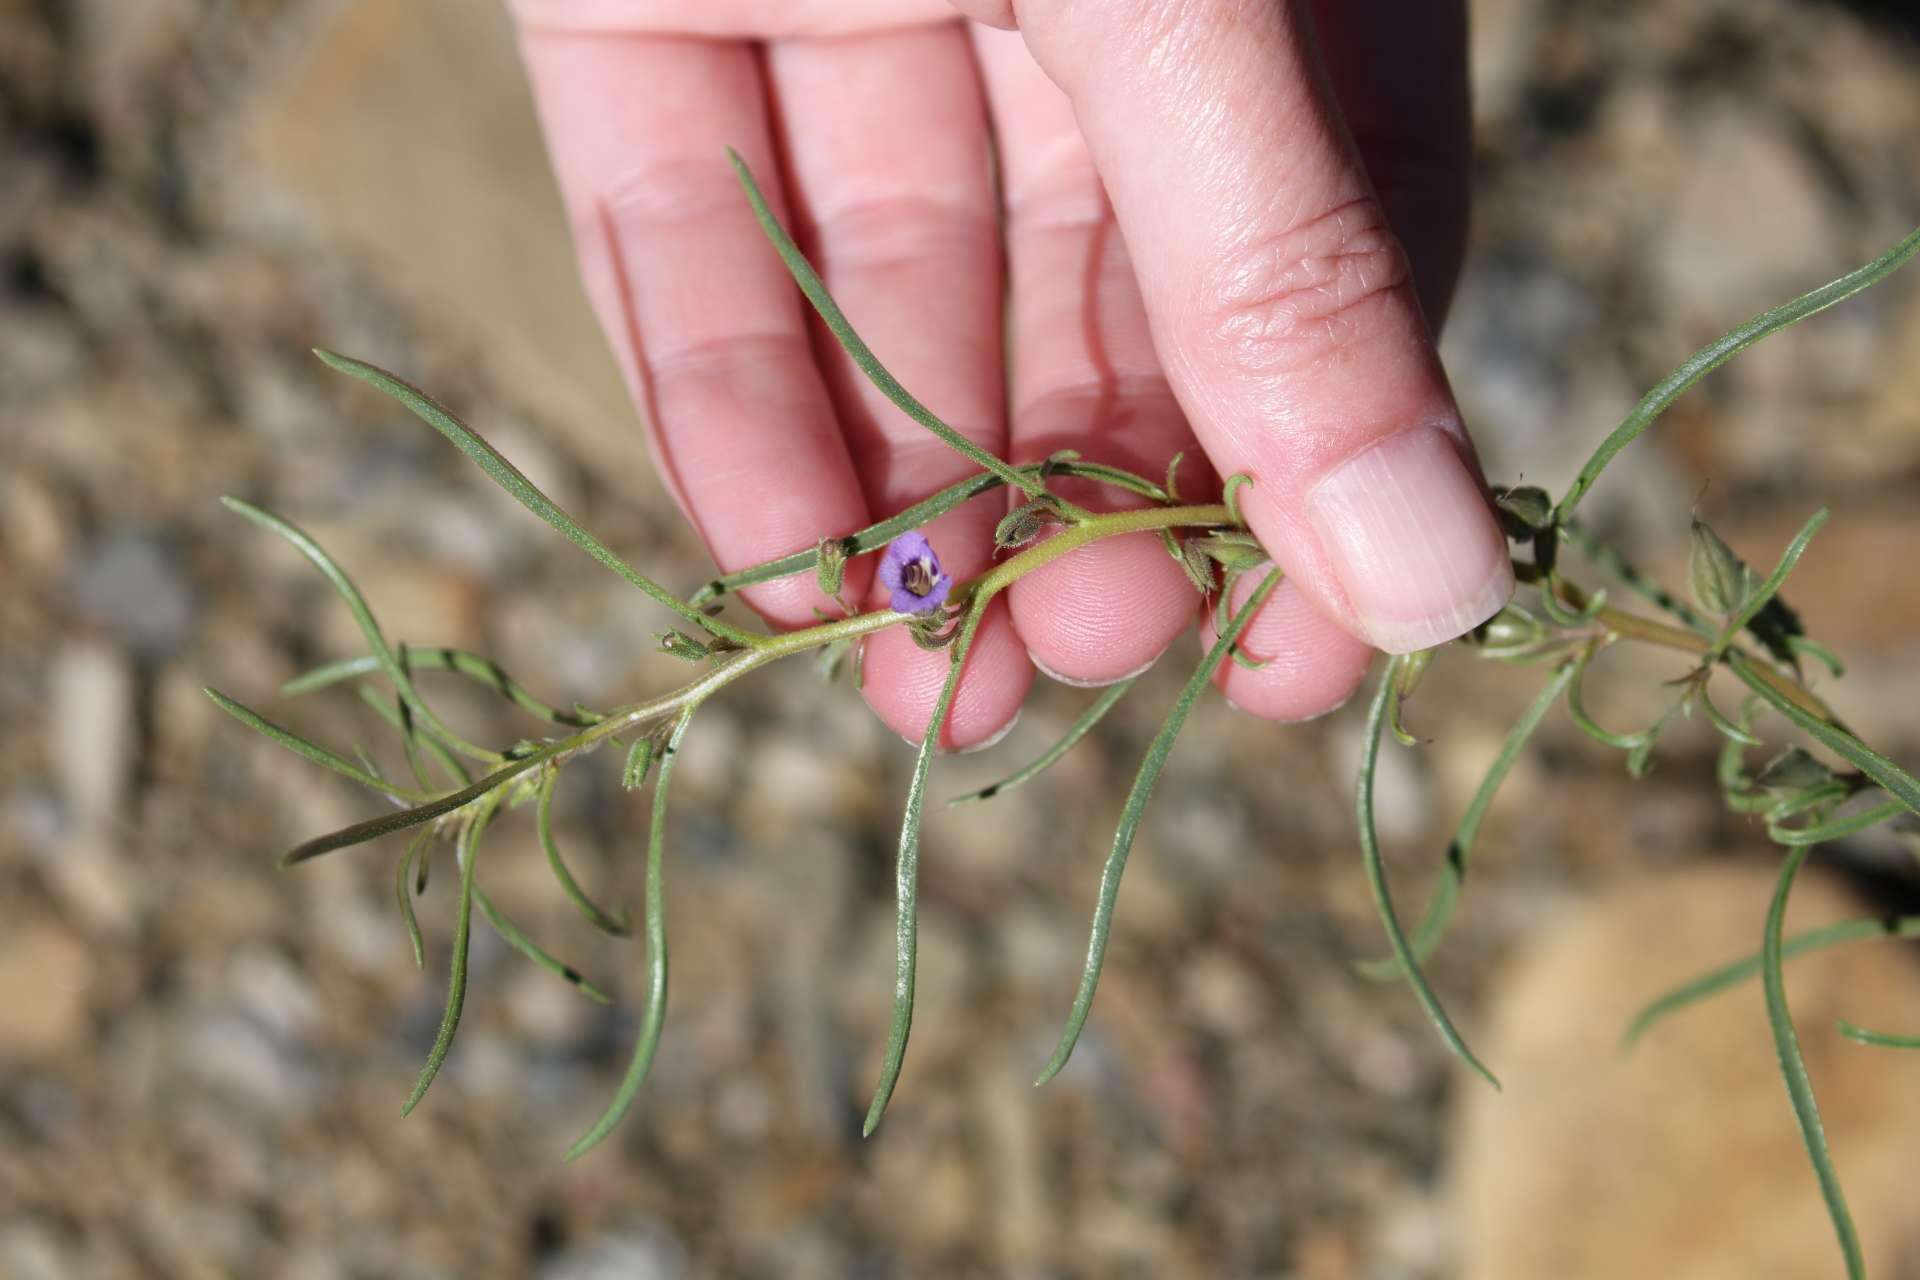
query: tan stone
1453 862 1920 1279
0 921 96 1059
243 0 641 482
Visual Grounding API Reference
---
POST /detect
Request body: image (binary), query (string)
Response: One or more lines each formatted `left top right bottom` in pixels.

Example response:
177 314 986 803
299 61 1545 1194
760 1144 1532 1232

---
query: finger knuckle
1196 196 1412 377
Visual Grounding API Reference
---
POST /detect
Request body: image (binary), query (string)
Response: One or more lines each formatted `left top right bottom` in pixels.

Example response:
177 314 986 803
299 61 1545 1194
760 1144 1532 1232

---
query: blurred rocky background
4 0 1920 1276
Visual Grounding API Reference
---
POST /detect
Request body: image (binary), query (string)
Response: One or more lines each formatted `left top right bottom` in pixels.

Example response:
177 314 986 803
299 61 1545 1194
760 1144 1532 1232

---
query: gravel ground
4 1 1920 1276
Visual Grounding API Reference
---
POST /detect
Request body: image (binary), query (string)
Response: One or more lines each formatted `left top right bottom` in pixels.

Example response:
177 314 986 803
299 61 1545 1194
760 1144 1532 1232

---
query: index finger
518 30 873 627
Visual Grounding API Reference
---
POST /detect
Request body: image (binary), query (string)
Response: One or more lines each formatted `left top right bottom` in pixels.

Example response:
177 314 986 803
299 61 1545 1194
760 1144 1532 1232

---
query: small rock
1657 109 1842 321
1454 862 1920 1279
1176 948 1267 1037
0 469 72 576
49 638 134 826
534 1224 688 1280
0 921 95 1059
180 1009 319 1113
70 532 193 657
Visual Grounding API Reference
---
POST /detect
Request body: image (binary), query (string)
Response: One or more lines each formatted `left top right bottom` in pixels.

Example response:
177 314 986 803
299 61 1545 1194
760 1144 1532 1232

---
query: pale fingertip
861 599 1034 751
1007 528 1195 686
1206 575 1375 722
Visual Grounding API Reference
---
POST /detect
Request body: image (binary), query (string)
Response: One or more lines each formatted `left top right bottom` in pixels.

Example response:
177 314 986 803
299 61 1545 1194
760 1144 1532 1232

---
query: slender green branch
1762 841 1864 1278
314 349 766 649
1034 570 1281 1087
950 677 1140 806
1624 915 1920 1048
222 497 500 762
402 784 504 1115
289 646 600 728
567 706 695 1160
1360 658 1578 980
864 604 989 1136
205 688 435 804
726 151 1080 519
1356 657 1501 1091
1730 651 1920 818
1838 1021 1920 1050
1556 224 1920 522
537 767 630 936
1708 508 1827 663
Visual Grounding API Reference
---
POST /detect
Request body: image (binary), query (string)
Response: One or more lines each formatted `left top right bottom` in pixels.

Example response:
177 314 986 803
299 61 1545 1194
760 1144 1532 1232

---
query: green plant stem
1763 841 1865 1279
1556 224 1920 522
1357 657 1501 1090
277 504 1234 868
1523 564 1843 728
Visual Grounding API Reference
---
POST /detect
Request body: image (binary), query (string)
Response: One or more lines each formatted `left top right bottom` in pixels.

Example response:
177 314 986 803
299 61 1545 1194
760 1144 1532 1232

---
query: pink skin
514 0 1506 749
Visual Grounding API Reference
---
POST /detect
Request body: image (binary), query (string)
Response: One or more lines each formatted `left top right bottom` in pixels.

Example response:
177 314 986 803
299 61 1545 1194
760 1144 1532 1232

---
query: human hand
513 0 1510 747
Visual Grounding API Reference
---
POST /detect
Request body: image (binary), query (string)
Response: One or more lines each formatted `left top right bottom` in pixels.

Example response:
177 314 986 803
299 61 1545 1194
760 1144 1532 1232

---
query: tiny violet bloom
878 531 953 616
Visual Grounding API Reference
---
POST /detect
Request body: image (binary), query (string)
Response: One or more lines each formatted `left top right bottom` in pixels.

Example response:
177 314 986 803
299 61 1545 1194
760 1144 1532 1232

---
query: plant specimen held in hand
210 153 1920 1278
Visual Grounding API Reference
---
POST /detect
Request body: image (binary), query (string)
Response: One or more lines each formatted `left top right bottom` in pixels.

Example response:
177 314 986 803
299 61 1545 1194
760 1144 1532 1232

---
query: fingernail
1307 424 1513 654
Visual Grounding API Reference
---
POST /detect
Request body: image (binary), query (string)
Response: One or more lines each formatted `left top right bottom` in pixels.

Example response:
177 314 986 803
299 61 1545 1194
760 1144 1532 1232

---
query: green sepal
1177 538 1216 595
1493 485 1552 540
995 496 1064 549
1389 649 1433 747
622 736 657 792
1194 532 1270 572
658 630 711 662
814 536 851 599
1688 518 1752 617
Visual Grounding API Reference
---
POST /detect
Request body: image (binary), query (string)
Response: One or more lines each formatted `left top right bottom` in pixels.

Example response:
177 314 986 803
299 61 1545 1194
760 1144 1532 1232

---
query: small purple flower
878 531 952 616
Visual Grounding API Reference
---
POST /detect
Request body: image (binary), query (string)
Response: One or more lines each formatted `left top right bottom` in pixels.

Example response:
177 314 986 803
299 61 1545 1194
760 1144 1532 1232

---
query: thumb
958 0 1512 654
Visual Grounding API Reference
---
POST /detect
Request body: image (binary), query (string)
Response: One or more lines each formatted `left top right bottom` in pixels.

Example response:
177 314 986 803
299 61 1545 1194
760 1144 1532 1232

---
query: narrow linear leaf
864 607 989 1136
1537 573 1607 627
402 786 503 1115
1698 684 1765 747
1557 224 1920 522
474 886 612 1004
1770 799 1907 846
566 707 695 1160
1624 915 1920 1048
1034 571 1282 1087
222 496 497 762
313 349 761 648
278 747 556 867
1222 473 1252 527
1565 649 1652 751
1729 651 1920 818
1359 658 1578 980
357 683 474 789
205 688 432 804
1355 656 1501 1091
288 646 601 727
395 830 430 969
538 766 630 936
950 677 1139 806
1761 841 1865 1279
1837 1021 1920 1050
725 151 1069 515
1788 635 1846 678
